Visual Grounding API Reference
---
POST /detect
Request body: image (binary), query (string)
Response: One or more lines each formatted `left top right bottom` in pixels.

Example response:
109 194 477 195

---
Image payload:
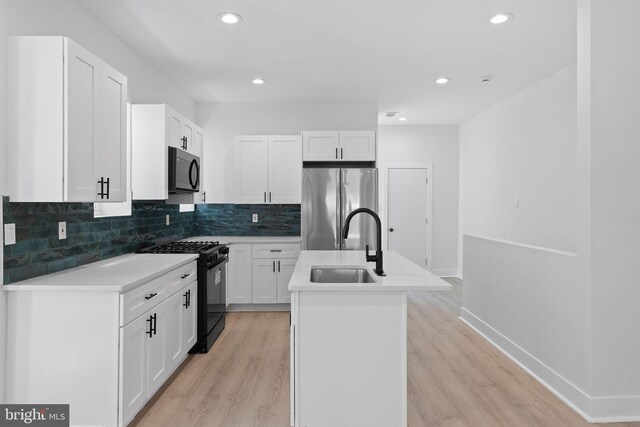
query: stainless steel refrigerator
302 168 378 250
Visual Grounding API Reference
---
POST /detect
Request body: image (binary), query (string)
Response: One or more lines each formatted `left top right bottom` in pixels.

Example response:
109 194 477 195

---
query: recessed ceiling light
398 117 408 121
252 78 265 85
490 13 513 24
435 77 451 85
219 12 242 24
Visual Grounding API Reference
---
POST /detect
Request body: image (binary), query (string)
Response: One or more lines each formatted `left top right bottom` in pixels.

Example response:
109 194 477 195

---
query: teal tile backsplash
2 197 301 284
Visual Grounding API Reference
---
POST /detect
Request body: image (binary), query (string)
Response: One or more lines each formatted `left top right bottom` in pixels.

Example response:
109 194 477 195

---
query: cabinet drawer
252 243 301 259
120 276 167 326
165 262 197 296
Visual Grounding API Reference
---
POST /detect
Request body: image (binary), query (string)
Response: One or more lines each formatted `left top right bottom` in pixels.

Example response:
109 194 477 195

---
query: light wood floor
131 279 640 427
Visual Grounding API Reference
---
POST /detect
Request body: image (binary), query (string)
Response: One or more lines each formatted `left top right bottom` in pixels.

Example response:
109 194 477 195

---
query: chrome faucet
342 208 385 276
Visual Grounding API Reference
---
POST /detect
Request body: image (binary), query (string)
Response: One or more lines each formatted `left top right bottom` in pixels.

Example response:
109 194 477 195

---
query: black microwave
168 146 200 193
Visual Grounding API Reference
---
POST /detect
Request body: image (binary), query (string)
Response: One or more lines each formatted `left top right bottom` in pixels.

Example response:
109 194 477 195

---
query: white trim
379 162 433 271
464 233 578 257
430 268 459 278
460 307 640 423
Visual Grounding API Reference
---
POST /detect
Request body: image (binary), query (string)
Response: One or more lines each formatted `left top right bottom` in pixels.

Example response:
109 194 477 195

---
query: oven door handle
207 257 229 270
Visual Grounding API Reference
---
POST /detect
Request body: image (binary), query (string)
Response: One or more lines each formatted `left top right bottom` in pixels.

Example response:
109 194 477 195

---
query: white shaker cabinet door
119 313 149 427
252 259 278 304
96 62 127 202
302 131 339 161
276 258 297 304
339 131 376 161
166 107 183 149
65 38 100 202
164 290 183 374
147 303 168 398
268 135 302 204
182 281 198 350
235 136 269 204
228 244 253 304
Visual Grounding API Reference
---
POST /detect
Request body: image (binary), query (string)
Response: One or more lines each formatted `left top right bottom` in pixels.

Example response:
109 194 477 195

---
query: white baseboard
459 307 640 423
227 303 290 312
431 268 459 278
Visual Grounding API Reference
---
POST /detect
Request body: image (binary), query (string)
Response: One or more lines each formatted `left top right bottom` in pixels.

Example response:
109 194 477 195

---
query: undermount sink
310 266 377 284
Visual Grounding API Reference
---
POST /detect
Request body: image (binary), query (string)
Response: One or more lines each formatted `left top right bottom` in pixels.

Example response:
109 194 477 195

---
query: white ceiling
79 0 577 125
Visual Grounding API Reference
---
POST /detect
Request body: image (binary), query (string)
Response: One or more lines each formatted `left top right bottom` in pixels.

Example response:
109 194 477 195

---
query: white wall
460 63 578 253
583 0 640 411
377 125 459 275
196 102 378 203
459 63 593 417
6 0 196 120
0 0 8 403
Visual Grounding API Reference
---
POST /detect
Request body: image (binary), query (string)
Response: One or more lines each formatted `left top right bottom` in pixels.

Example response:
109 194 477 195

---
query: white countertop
3 253 198 292
289 250 452 292
185 235 302 245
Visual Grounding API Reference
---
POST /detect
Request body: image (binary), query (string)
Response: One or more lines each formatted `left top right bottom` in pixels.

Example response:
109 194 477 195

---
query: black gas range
138 240 229 353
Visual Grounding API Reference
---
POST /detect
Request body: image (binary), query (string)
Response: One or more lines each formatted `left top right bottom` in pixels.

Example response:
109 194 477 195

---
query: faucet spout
342 208 385 276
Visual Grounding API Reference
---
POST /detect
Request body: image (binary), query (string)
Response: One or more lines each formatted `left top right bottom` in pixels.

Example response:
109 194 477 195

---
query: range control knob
219 247 230 255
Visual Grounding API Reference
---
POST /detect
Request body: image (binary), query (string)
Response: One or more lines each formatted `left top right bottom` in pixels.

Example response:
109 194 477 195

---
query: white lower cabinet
5 257 199 427
121 279 197 426
227 242 300 306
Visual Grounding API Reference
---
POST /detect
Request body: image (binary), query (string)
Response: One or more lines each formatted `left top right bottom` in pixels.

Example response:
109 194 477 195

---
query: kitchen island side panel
295 290 407 427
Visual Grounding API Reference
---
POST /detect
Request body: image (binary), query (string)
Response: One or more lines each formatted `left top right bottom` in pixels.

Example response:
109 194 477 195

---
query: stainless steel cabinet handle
264 192 266 203
273 261 275 272
341 148 343 159
269 192 272 203
335 147 338 159
278 260 281 272
202 191 206 203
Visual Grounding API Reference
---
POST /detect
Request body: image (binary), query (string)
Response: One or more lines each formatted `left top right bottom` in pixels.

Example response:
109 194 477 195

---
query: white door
236 136 268 204
228 244 252 304
302 131 340 161
387 168 430 269
65 39 100 202
96 62 127 202
147 304 167 397
276 258 297 303
269 135 302 203
164 291 183 373
339 131 376 161
119 313 148 426
252 259 277 303
182 281 198 350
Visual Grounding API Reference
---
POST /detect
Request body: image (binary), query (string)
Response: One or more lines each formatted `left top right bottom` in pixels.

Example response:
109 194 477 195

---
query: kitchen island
288 250 451 427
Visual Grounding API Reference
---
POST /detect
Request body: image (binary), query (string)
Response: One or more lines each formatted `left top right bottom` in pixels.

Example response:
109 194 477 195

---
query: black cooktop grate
139 241 220 254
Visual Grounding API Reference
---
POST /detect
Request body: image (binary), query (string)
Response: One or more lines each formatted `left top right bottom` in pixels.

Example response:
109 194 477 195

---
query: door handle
269 192 272 203
273 261 275 272
180 273 190 279
145 292 157 300
146 315 153 337
152 313 157 336
264 192 266 203
341 148 343 159
278 260 281 272
335 147 338 159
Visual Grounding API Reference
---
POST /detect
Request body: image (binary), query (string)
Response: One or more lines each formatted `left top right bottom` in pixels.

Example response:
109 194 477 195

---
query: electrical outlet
252 214 258 223
58 221 67 240
166 215 170 225
4 223 16 245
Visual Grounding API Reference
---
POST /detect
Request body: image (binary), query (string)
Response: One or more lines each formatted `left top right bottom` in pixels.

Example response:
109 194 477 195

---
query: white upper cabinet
236 135 301 204
302 131 339 161
8 36 127 202
302 130 376 162
269 135 302 204
131 104 204 201
339 131 376 161
193 128 207 204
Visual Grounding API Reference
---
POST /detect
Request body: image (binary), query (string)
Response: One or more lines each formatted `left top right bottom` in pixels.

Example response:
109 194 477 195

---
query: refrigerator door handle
336 168 342 250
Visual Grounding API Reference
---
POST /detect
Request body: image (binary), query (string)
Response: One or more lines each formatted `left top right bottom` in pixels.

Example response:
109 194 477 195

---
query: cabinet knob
389 228 394 232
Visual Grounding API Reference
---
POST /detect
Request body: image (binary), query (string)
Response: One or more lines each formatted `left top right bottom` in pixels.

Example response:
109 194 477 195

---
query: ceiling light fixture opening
490 13 513 24
435 77 451 85
252 78 265 85
219 12 242 24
